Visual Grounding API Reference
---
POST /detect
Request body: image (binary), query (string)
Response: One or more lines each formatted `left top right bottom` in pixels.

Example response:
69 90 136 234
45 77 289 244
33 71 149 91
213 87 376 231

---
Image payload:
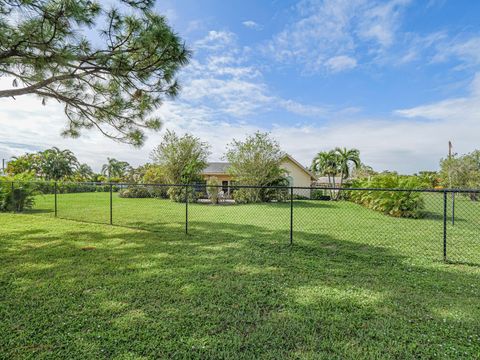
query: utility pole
448 141 452 159
1 158 5 174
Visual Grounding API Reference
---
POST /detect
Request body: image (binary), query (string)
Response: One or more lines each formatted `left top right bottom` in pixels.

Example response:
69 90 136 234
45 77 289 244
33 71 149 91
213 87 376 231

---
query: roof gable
281 154 317 180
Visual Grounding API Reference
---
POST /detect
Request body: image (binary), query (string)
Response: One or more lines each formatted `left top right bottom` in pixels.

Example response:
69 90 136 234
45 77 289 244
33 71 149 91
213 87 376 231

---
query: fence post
109 183 113 225
54 181 57 217
290 186 293 245
451 192 455 226
443 191 447 262
185 184 189 235
11 181 14 212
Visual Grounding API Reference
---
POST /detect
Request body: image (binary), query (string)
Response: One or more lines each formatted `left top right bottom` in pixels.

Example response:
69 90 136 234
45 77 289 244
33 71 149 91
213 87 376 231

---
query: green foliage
206 177 221 204
440 151 480 200
0 0 190 145
119 186 152 199
311 189 331 200
101 158 130 180
7 147 79 180
225 132 287 203
312 147 361 200
0 174 36 212
347 174 426 218
151 130 210 201
142 165 168 184
74 164 95 182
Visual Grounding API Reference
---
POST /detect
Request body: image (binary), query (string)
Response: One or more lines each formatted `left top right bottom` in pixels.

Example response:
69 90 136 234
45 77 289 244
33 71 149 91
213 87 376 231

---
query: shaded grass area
1 212 480 359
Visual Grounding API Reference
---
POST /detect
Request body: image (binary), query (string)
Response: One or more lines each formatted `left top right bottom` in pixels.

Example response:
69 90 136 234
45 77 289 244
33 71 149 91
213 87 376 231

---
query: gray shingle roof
202 162 231 174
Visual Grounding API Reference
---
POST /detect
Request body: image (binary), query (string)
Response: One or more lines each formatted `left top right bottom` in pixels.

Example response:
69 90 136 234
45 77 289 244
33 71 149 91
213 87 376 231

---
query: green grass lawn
1 192 479 358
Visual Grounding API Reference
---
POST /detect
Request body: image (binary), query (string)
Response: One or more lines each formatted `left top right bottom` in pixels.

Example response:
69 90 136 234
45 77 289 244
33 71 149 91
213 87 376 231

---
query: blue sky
1 0 480 173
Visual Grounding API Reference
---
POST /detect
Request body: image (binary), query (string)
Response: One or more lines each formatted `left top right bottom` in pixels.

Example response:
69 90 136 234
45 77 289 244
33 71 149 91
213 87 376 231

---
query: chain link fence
4 181 480 265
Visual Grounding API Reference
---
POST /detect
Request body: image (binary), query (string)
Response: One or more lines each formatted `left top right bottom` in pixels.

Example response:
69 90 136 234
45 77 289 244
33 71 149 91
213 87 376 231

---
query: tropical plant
151 130 210 201
101 158 130 180
312 147 360 200
5 153 41 176
39 147 79 180
0 0 190 145
311 150 339 188
334 147 360 189
0 174 36 212
74 164 94 182
347 174 426 218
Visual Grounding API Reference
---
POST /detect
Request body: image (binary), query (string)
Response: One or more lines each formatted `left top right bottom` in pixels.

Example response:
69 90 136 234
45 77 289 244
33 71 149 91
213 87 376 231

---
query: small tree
151 130 210 201
225 132 286 203
440 151 480 200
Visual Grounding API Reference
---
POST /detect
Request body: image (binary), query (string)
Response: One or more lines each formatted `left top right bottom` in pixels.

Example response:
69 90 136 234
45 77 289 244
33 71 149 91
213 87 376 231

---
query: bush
119 186 152 198
346 174 426 218
118 185 169 199
167 186 197 203
311 189 331 200
0 175 36 212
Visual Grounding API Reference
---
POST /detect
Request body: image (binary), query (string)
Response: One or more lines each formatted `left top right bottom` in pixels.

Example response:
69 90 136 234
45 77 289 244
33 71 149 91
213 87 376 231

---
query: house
200 154 317 197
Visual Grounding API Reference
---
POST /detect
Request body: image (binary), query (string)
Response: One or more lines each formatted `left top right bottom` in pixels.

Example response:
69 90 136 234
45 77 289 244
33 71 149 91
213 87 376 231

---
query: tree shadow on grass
1 218 479 359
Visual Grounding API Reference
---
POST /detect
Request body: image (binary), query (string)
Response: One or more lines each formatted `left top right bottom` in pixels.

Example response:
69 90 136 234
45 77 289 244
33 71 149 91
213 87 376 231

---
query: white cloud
242 20 262 30
432 36 480 68
263 0 411 73
325 55 357 72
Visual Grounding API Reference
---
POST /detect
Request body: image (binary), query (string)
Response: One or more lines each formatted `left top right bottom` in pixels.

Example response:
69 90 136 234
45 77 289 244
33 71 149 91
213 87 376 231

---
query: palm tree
334 147 360 198
75 163 94 181
39 147 79 180
335 147 360 181
312 150 339 188
101 158 130 180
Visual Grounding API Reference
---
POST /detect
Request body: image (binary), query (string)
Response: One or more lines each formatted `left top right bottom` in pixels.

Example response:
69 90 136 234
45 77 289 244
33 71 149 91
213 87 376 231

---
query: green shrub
206 177 221 204
167 186 197 203
119 186 152 198
118 185 168 199
346 174 426 218
311 189 331 200
0 175 36 212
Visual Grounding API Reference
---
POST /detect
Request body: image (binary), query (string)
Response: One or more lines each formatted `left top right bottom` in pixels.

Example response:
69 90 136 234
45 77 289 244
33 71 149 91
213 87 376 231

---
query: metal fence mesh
7 181 480 265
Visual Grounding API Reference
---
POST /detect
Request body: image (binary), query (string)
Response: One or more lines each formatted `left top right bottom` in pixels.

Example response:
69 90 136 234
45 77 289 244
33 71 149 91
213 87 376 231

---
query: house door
222 181 229 194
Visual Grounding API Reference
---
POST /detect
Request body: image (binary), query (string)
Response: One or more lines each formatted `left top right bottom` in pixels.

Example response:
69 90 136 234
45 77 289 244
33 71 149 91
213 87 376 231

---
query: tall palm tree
334 147 360 191
312 150 339 188
101 158 130 180
335 147 360 180
40 147 79 180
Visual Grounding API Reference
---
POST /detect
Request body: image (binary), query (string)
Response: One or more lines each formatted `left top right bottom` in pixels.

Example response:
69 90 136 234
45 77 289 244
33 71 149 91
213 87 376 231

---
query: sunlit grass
0 193 478 358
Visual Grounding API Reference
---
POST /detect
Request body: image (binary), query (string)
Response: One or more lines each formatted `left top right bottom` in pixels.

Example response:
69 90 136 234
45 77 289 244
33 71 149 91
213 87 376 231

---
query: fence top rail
7 180 480 193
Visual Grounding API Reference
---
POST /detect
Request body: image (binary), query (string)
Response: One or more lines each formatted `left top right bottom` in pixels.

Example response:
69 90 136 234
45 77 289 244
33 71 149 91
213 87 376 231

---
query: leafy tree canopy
225 132 286 186
0 0 190 146
7 147 79 180
150 130 210 185
440 151 480 193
